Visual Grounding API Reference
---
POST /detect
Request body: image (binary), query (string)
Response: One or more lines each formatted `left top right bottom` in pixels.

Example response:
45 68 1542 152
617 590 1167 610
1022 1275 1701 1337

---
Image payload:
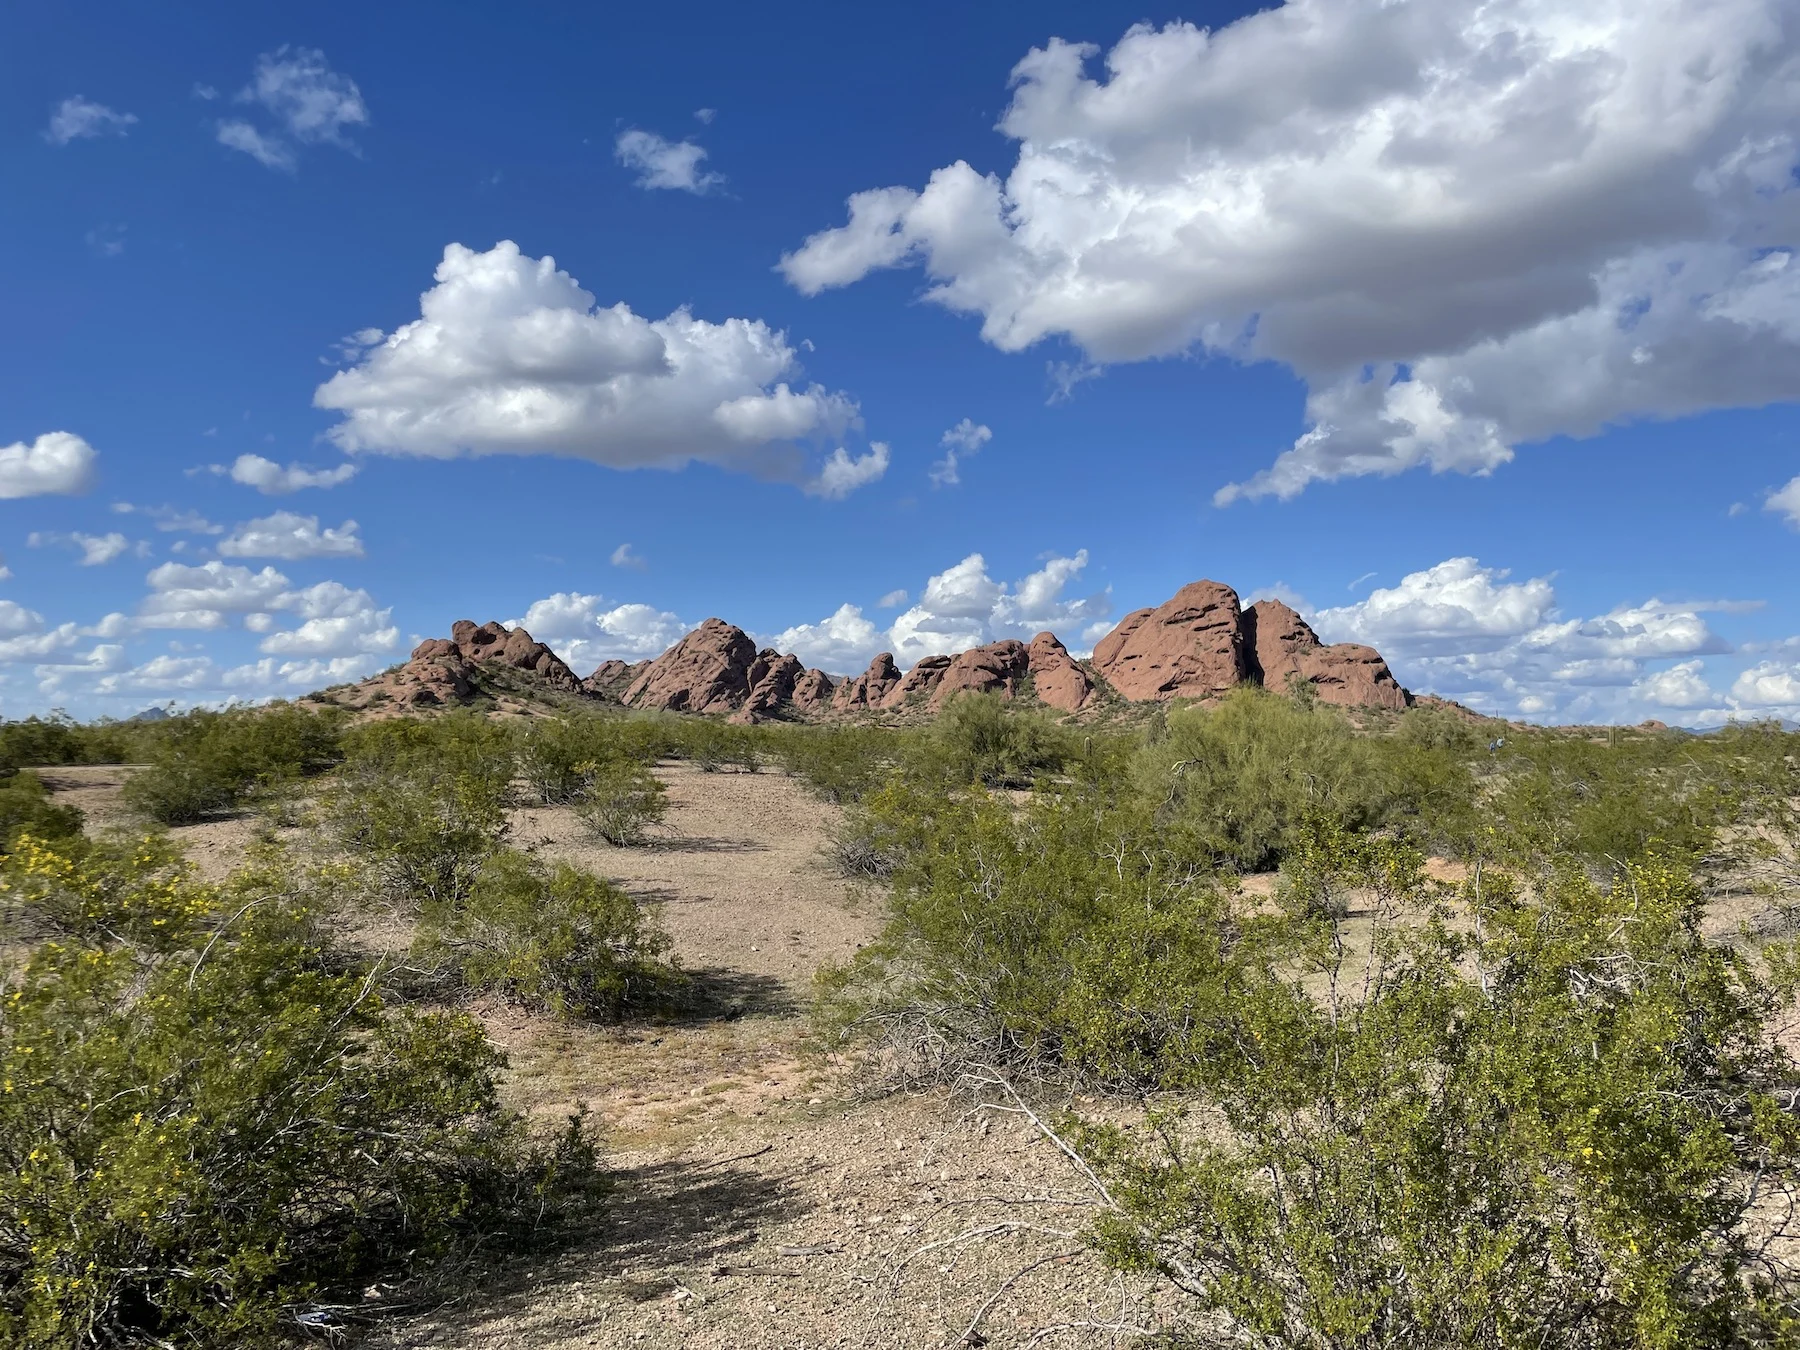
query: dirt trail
42 762 1177 1348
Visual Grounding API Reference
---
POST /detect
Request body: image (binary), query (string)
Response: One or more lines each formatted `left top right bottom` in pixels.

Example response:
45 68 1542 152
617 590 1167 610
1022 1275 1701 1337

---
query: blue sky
4 0 1799 724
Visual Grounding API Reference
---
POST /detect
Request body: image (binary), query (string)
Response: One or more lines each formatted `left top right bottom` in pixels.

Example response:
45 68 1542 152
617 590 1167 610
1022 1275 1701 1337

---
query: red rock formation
584 658 650 700
733 650 805 723
1090 581 1251 701
1243 600 1409 711
445 619 583 693
831 652 902 711
1025 631 1093 712
790 667 835 712
623 618 758 714
882 654 953 708
929 640 1029 709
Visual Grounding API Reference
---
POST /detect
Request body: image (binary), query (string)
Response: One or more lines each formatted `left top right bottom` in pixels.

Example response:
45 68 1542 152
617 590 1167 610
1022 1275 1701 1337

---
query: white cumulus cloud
1768 475 1800 528
0 432 97 498
137 561 292 630
27 531 130 566
808 442 889 499
782 4 1800 504
218 46 367 171
219 511 364 560
227 454 359 493
259 581 397 656
509 592 690 670
314 241 862 490
770 604 885 672
615 129 723 193
930 418 992 487
610 542 647 570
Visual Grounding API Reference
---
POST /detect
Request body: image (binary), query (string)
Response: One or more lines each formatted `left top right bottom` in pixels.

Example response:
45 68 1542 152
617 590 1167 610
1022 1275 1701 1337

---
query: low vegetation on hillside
2 691 1798 1345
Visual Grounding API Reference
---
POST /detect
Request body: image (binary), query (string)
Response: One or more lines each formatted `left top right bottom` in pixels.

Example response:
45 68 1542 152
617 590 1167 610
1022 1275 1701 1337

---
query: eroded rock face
831 653 902 711
1243 600 1409 712
1090 580 1251 702
790 667 835 713
929 640 1030 709
584 658 650 700
733 650 805 723
1026 631 1094 713
882 654 953 708
444 620 583 693
623 618 758 715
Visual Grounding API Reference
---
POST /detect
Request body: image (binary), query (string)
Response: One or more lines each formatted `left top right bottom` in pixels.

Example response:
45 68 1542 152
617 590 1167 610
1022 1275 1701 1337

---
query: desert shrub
0 771 83 852
908 691 1074 789
416 849 678 1018
774 726 894 804
1138 687 1476 872
1078 842 1800 1348
122 704 345 825
0 834 605 1347
823 808 896 879
515 715 644 805
0 713 133 769
325 713 518 910
572 760 667 846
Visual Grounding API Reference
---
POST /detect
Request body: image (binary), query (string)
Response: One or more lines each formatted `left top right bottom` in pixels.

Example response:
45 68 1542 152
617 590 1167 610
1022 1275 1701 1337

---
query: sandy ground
41 762 1183 1349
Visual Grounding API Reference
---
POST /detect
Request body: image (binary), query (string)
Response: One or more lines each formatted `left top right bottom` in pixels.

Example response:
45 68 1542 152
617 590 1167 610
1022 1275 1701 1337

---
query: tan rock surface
1025 630 1093 712
830 653 901 711
624 619 758 715
880 654 951 708
1089 580 1251 701
1244 600 1409 711
927 639 1029 708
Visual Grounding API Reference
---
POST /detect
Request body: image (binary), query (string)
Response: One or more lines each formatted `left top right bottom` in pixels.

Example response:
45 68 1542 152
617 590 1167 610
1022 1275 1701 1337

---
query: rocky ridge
329 579 1409 721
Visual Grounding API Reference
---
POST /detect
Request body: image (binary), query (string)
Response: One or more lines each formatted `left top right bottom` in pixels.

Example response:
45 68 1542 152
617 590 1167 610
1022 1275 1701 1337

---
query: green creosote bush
0 713 133 770
908 691 1074 790
415 848 679 1019
572 760 668 846
770 725 892 805
0 771 84 853
121 704 346 826
1077 844 1800 1348
0 833 605 1348
516 715 643 806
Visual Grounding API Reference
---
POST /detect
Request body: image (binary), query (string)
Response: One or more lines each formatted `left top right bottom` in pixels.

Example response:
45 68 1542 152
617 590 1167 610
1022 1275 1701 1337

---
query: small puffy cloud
0 601 46 637
45 96 136 146
876 589 908 609
770 604 885 672
509 592 689 670
27 531 130 566
219 511 364 560
808 442 889 499
930 418 992 487
610 542 647 570
783 7 1800 504
1313 556 1744 722
111 502 222 534
615 129 722 193
1732 661 1800 710
218 46 367 171
314 241 860 490
227 454 359 493
1768 475 1800 528
0 432 97 498
138 560 291 630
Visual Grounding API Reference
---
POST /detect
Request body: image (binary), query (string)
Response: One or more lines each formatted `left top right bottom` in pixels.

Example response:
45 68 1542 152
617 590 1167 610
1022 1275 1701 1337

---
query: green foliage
516 715 662 805
0 834 605 1348
0 772 83 852
121 704 345 825
908 691 1075 789
771 725 893 804
325 715 517 910
416 849 678 1019
0 713 133 771
572 760 667 847
1080 847 1800 1347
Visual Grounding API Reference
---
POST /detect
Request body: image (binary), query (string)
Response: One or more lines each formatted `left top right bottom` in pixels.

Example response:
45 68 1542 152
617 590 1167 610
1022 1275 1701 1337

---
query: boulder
584 658 650 700
832 652 902 711
1090 580 1251 701
791 667 835 712
929 640 1029 709
882 654 952 708
1243 600 1409 711
424 619 584 694
1025 631 1093 712
623 618 758 715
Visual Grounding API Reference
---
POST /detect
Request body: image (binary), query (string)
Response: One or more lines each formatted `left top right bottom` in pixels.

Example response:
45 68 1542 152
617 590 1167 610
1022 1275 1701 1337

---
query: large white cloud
137 561 292 630
258 581 397 657
776 550 1111 670
219 511 365 560
508 591 690 670
1311 557 1757 721
0 432 97 498
1769 475 1800 528
314 241 868 491
782 3 1800 502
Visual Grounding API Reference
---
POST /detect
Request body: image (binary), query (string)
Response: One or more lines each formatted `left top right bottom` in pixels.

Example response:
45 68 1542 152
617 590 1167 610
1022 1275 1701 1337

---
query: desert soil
42 763 1182 1350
